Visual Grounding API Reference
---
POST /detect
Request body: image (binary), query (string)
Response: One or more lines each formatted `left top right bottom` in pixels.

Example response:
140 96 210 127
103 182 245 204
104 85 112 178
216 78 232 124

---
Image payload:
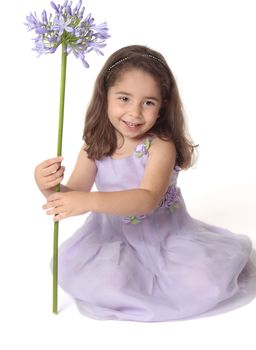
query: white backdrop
1 0 255 349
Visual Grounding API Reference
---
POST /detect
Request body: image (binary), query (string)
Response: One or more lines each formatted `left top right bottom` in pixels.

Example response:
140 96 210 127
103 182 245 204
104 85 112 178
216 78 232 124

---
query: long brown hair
83 45 197 169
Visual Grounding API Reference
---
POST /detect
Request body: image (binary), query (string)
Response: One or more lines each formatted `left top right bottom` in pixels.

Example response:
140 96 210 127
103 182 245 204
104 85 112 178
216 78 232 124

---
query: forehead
111 68 161 95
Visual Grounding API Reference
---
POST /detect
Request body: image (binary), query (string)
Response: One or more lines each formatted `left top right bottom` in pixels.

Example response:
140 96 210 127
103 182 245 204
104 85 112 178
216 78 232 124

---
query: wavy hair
83 45 198 169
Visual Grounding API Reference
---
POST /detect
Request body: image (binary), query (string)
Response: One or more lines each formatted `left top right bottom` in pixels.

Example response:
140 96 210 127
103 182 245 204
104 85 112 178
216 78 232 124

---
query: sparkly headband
107 54 166 71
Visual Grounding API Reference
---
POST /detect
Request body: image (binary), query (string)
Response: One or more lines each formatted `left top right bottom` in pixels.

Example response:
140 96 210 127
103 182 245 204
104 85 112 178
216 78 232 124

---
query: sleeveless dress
57 138 256 322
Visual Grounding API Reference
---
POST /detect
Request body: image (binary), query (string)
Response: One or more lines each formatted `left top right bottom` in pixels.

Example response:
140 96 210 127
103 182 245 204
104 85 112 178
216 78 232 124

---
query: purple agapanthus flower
25 0 110 67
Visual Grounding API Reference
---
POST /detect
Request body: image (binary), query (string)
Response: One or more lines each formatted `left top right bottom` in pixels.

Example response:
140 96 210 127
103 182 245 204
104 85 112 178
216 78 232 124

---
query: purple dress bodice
95 146 178 192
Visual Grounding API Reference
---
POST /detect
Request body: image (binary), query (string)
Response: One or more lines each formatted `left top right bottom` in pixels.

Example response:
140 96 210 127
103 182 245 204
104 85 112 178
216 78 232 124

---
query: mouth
122 120 143 129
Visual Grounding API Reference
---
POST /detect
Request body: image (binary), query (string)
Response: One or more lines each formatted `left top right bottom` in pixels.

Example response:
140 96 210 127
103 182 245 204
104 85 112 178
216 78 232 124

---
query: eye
144 100 155 106
118 96 129 102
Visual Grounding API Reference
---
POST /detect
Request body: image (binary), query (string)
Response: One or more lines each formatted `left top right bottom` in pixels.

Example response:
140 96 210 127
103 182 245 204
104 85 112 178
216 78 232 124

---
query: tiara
107 54 165 71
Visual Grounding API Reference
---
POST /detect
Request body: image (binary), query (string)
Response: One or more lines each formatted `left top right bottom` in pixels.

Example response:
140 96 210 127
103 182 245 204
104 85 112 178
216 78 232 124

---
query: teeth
125 121 139 127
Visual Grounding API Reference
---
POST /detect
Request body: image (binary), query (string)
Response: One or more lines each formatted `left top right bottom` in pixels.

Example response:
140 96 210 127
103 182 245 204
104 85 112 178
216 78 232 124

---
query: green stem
52 44 67 314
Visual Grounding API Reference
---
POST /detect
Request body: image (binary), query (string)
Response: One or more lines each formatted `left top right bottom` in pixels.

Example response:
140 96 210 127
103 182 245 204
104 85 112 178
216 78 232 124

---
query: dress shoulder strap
134 137 152 158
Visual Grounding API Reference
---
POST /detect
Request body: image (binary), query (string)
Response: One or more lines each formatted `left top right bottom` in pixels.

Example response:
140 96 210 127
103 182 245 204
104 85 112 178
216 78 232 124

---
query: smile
122 120 143 128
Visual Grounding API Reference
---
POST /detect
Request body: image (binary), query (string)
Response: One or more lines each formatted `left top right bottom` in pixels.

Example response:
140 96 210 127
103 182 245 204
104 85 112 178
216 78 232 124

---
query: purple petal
123 217 132 224
36 27 49 34
66 5 72 16
81 58 89 68
74 0 82 12
50 1 60 12
41 10 47 23
65 26 74 33
78 7 85 20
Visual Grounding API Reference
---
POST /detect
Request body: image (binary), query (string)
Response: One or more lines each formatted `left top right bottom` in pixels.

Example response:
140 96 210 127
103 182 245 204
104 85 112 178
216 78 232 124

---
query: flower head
25 0 110 67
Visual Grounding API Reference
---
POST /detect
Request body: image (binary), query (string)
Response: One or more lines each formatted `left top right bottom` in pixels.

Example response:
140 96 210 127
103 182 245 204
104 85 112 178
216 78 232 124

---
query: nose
128 102 141 118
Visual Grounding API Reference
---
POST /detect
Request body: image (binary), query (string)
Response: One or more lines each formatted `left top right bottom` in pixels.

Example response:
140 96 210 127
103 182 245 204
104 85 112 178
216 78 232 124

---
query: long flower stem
52 43 67 314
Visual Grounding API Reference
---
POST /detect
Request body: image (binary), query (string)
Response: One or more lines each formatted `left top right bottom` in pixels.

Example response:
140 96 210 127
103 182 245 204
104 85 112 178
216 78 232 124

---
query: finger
46 208 61 216
42 162 64 177
37 156 63 172
45 208 56 215
42 199 62 210
49 166 65 180
43 156 64 168
47 192 63 202
43 174 64 190
43 166 65 184
53 214 61 222
45 202 64 215
53 212 67 222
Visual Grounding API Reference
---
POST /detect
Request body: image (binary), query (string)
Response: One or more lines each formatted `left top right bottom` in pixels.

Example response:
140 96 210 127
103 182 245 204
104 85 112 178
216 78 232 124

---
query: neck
114 134 147 158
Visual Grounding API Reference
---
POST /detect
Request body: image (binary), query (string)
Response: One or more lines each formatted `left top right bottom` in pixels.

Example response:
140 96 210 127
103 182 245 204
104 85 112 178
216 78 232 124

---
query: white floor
2 281 255 350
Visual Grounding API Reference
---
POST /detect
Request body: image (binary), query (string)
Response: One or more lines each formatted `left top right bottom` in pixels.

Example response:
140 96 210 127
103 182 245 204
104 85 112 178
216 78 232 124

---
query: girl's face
107 69 162 140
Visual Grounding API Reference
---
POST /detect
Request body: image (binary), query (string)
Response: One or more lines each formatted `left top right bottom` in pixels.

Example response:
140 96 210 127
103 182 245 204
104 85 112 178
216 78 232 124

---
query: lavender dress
57 138 256 322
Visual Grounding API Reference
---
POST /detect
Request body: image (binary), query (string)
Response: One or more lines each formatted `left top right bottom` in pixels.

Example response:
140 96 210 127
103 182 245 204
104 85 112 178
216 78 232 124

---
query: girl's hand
42 191 89 221
34 156 65 191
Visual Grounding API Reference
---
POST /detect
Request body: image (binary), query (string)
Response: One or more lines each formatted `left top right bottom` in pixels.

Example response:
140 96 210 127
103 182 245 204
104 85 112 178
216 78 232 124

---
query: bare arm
65 146 97 192
35 145 96 199
44 138 176 220
88 138 176 215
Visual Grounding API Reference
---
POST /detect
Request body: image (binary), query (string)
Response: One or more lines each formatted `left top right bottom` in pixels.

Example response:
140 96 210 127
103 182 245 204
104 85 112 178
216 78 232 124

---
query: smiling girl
34 45 256 322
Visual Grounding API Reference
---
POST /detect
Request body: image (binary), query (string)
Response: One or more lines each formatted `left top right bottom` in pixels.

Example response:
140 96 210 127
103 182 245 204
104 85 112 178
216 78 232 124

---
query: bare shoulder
140 137 176 200
77 143 96 165
149 137 176 159
66 143 96 191
74 143 97 177
144 136 177 176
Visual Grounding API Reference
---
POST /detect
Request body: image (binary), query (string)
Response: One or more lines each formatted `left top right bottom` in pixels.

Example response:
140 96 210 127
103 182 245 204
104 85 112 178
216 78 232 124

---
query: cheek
150 114 160 127
145 116 158 128
154 107 162 121
107 95 114 114
149 110 161 122
108 103 124 117
107 101 115 118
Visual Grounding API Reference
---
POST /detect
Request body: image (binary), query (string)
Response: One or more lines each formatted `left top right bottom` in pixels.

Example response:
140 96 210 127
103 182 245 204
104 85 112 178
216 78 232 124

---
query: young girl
35 45 256 322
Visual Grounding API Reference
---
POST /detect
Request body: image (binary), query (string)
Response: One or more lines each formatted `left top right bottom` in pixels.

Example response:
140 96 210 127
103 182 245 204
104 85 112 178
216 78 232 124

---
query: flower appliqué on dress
123 215 147 225
159 185 180 213
135 138 151 158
